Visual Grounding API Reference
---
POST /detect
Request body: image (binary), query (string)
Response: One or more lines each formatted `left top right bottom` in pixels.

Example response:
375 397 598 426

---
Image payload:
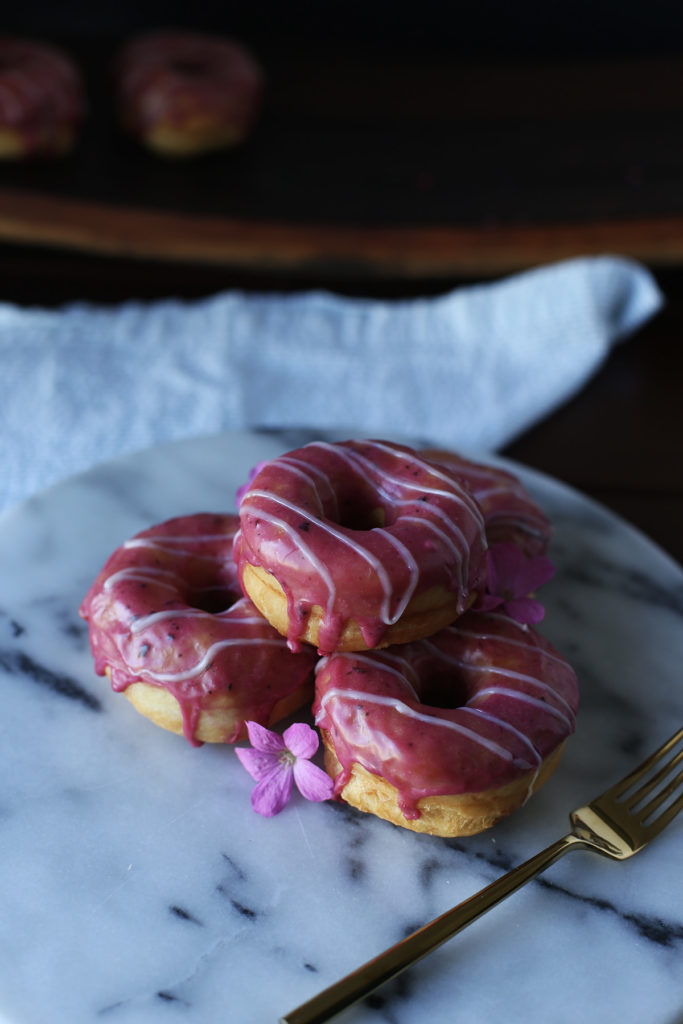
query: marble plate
1 431 682 1024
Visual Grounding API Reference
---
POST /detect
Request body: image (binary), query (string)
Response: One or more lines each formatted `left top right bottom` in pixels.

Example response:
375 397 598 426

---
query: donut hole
334 488 387 532
171 58 208 78
336 506 386 532
418 670 469 710
185 585 238 615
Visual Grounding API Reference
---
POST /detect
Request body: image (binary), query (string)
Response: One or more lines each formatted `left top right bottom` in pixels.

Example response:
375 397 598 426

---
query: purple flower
477 542 555 624
235 461 268 506
235 721 334 817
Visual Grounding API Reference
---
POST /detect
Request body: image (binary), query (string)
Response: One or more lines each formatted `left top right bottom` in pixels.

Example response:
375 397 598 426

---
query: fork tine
638 769 683 826
643 790 683 837
610 727 683 800
624 748 683 811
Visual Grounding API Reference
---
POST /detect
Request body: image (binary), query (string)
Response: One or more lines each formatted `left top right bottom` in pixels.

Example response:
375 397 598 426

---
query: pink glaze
115 30 264 140
0 36 84 155
79 513 317 745
235 440 489 653
313 609 579 820
424 451 552 556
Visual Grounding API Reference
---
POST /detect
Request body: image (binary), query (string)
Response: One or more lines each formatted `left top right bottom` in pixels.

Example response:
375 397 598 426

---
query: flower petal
486 542 524 595
283 721 319 760
504 596 546 624
474 593 504 613
244 720 286 754
250 760 294 816
293 758 334 802
235 746 279 782
513 555 555 597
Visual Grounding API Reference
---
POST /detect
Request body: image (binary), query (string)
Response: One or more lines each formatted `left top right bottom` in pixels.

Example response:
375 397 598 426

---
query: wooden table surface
0 39 681 566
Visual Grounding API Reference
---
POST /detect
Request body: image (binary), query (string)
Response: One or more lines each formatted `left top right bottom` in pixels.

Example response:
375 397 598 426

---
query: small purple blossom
477 542 555 624
236 721 334 817
235 461 268 507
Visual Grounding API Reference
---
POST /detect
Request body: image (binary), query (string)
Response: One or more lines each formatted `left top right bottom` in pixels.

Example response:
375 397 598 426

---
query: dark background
4 1 683 57
1 1 681 563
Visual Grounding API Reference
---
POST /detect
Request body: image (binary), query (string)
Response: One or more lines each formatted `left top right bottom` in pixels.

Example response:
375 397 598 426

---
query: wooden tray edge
1 186 682 278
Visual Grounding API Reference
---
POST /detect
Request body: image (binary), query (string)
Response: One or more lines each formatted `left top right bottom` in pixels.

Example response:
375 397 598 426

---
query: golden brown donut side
322 739 566 837
116 670 314 744
241 562 476 653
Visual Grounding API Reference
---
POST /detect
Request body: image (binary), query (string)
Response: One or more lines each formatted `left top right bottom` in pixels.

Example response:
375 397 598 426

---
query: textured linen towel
1 255 663 513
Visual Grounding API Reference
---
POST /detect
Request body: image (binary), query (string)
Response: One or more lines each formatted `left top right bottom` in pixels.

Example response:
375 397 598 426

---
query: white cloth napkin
1 255 663 513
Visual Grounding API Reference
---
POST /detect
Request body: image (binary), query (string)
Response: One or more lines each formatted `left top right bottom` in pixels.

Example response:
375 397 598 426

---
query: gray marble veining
0 432 682 1024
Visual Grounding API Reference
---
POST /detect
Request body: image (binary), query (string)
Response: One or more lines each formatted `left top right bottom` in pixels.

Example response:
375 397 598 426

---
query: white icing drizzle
273 459 327 516
376 530 420 622
425 454 549 537
460 705 543 800
367 648 422 692
460 705 542 767
103 566 181 592
419 639 576 724
129 599 266 635
485 513 548 537
278 455 340 519
122 536 233 562
311 439 486 536
443 620 570 668
362 440 486 526
241 504 339 621
474 686 574 730
323 651 421 701
144 637 288 684
398 514 468 582
124 534 229 547
478 610 532 632
131 607 215 633
318 687 515 763
470 483 527 502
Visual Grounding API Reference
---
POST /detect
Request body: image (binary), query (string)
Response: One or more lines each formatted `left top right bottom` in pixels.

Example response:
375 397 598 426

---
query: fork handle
280 832 588 1024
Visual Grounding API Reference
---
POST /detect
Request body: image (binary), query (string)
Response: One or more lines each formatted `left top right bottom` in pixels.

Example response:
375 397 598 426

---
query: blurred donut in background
0 35 85 158
114 29 265 157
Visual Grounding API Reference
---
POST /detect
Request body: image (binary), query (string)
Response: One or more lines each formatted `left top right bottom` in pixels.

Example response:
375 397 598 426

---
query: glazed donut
0 36 84 158
235 439 488 654
79 513 317 745
115 30 264 157
313 609 579 836
422 449 552 557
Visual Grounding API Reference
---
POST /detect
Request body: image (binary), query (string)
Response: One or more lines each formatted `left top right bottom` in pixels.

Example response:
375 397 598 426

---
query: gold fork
281 727 683 1024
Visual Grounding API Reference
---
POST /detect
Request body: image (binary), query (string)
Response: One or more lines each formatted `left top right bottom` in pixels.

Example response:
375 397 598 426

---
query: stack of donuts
0 29 263 160
80 439 579 837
